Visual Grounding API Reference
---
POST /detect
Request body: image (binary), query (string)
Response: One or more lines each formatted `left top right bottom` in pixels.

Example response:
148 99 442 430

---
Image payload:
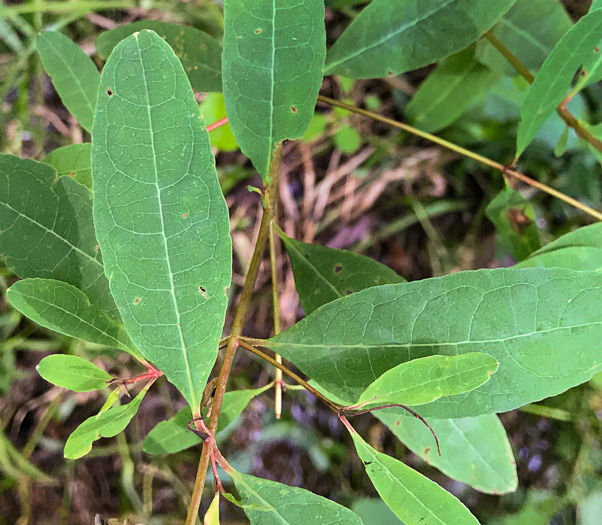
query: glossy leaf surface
377 412 517 494
64 383 150 459
44 144 92 189
516 8 602 157
279 230 403 315
324 0 516 79
92 31 231 411
475 0 572 75
7 278 141 360
406 46 500 133
36 31 99 132
96 21 223 92
229 470 363 525
266 268 602 417
0 154 117 319
349 429 479 524
36 354 112 392
143 385 271 455
222 0 326 182
358 353 498 406
486 184 541 261
519 223 602 272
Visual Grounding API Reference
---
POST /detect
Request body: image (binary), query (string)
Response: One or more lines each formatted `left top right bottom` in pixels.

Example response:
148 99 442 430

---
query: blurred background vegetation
1 0 602 523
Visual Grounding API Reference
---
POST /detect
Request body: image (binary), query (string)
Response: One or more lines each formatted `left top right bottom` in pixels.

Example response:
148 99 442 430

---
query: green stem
519 403 573 422
484 31 602 155
185 147 282 525
317 95 602 221
0 1 140 16
269 220 284 418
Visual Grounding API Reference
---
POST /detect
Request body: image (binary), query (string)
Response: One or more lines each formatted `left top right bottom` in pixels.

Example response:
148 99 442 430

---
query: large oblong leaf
36 354 112 392
358 353 498 406
518 223 602 272
222 0 326 182
96 21 223 93
91 30 232 412
516 8 602 157
279 230 404 315
324 0 516 79
7 278 143 361
265 268 602 418
228 470 364 525
0 154 117 319
377 412 517 494
36 31 99 132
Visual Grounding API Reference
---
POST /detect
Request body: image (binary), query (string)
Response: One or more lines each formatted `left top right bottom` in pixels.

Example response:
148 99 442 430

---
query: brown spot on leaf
255 28 262 34
395 419 401 426
69 172 75 177
182 213 188 218
106 87 113 97
290 105 297 113
133 297 142 305
345 289 353 295
198 285 209 299
424 447 431 456
334 263 342 274
506 207 533 235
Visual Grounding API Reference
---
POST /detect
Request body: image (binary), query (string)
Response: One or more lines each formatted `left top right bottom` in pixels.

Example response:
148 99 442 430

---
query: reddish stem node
207 117 228 132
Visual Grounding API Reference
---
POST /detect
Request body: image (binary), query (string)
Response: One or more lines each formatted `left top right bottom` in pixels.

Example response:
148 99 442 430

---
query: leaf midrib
136 36 196 408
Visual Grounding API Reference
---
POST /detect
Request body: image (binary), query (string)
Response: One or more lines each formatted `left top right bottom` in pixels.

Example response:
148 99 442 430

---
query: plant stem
269 220 284 419
0 1 140 16
237 340 342 412
185 147 282 525
483 31 602 154
317 95 602 221
207 117 229 132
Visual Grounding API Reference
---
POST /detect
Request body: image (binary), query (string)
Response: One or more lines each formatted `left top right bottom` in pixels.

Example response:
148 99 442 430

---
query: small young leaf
36 354 111 392
406 46 500 133
485 184 541 261
64 383 150 459
44 143 92 189
96 21 223 93
376 412 517 494
516 8 602 157
222 0 326 182
0 154 117 319
92 30 232 411
266 268 602 418
348 428 479 524
143 385 271 455
324 0 517 79
204 493 220 525
358 353 498 406
36 31 99 132
228 470 364 525
7 279 142 360
278 230 404 315
475 0 572 75
519 223 602 272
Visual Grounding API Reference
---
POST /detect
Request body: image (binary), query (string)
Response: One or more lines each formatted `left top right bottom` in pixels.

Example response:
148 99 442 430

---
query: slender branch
317 95 602 221
269 221 284 419
484 31 602 154
237 340 342 412
207 117 229 132
185 147 282 525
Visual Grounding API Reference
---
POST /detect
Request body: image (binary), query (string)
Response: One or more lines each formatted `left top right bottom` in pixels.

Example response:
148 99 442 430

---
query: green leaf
406 46 500 133
44 143 92 189
516 8 602 157
376 412 517 494
0 427 55 484
278 229 404 315
36 31 99 132
36 354 111 392
351 499 402 525
229 470 364 525
485 183 541 261
475 0 572 75
358 353 498 406
96 21 223 93
222 0 326 182
64 382 150 459
518 223 602 272
200 93 238 151
0 154 117 319
205 493 220 525
92 30 232 412
7 278 142 361
265 268 602 417
143 385 271 455
348 428 479 524
324 0 517 79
